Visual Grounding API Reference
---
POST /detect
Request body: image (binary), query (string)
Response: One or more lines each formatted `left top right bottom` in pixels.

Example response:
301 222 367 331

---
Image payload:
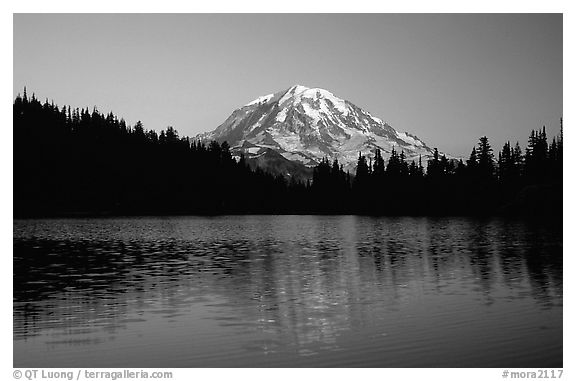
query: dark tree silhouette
13 90 562 218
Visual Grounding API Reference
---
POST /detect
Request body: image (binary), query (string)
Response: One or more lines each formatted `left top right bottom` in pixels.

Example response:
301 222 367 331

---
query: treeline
310 127 562 215
14 90 304 216
14 90 562 217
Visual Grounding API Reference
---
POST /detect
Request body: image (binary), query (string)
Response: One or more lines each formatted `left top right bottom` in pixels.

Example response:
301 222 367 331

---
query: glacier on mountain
198 85 442 173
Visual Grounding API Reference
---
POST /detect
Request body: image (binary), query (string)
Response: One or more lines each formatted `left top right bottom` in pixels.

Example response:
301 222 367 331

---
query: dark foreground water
13 216 562 367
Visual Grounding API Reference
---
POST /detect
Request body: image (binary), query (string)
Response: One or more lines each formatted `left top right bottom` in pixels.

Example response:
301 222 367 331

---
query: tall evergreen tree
477 136 495 179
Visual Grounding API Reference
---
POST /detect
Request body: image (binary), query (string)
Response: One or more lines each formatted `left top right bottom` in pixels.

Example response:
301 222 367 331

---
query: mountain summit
198 85 438 175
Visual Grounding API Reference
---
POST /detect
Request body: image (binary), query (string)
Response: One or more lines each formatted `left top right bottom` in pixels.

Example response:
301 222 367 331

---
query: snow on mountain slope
198 85 441 173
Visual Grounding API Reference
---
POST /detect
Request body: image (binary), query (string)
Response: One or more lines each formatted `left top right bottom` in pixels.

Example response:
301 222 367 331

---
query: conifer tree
477 136 495 179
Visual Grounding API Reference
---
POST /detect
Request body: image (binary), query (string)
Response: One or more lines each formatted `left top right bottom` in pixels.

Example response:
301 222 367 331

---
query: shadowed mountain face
198 85 439 175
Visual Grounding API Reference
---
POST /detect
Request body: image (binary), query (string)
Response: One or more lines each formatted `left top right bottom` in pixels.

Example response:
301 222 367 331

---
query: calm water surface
13 216 562 367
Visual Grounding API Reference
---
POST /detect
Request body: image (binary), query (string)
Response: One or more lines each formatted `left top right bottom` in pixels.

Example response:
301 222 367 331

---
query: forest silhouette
13 90 562 217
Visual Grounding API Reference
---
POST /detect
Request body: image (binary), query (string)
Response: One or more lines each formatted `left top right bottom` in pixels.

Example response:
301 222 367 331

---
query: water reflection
13 216 562 367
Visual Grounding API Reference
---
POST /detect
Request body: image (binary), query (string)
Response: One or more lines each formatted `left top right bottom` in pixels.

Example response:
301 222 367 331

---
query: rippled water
13 216 562 367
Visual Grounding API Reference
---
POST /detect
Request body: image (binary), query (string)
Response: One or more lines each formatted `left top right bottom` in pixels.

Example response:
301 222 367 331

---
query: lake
13 216 562 367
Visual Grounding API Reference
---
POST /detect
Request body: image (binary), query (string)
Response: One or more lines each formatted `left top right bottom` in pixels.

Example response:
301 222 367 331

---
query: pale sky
13 14 562 157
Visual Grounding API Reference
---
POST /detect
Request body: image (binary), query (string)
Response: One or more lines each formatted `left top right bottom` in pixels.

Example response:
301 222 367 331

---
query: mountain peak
284 85 334 99
244 85 341 109
288 84 310 92
200 85 441 176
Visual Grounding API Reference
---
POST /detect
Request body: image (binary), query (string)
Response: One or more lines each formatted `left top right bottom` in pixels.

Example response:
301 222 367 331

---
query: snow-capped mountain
198 85 439 175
